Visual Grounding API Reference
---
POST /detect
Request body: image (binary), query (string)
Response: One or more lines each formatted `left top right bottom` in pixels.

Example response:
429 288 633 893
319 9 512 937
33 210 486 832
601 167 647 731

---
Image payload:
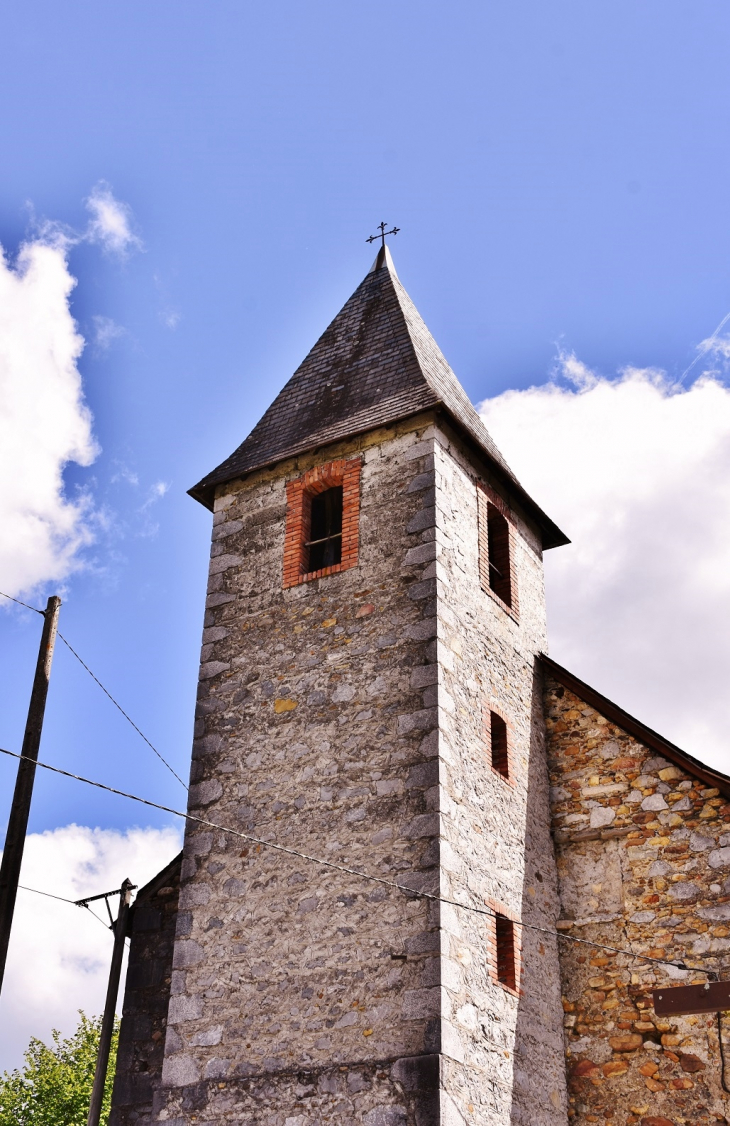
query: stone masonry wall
545 673 730 1125
111 859 181 1126
157 415 448 1125
429 424 568 1126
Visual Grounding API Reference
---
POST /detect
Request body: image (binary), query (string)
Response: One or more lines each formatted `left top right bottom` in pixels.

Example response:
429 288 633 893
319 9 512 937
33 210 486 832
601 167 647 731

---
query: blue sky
3 0 730 1065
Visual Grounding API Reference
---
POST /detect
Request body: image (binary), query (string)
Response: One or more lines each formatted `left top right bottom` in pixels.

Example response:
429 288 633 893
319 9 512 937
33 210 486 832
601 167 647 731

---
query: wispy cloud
85 181 143 257
550 346 598 390
141 480 169 509
105 468 170 541
92 314 125 353
479 354 730 773
136 480 170 538
697 333 730 363
679 309 730 384
110 463 140 488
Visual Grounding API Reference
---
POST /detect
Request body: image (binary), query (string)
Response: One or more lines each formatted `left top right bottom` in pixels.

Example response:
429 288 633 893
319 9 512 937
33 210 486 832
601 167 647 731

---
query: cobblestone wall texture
545 674 730 1126
157 416 446 1124
149 412 570 1125
111 862 181 1126
428 425 567 1125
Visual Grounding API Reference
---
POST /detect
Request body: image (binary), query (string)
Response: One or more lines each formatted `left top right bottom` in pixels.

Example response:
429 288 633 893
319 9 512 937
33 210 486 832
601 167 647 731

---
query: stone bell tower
158 246 571 1124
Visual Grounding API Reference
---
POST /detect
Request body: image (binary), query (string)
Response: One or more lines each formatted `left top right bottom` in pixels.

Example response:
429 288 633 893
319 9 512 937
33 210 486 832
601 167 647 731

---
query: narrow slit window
489 711 509 780
495 914 517 991
486 504 512 606
306 486 343 572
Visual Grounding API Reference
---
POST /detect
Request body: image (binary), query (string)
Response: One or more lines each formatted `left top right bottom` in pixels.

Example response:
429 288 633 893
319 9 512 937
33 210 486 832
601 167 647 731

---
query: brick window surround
283 457 362 589
477 483 519 620
483 704 515 785
485 898 522 996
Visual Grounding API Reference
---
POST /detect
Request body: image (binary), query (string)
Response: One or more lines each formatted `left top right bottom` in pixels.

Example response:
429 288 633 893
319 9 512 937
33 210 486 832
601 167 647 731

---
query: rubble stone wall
157 415 447 1124
110 861 181 1126
545 673 730 1125
430 425 568 1125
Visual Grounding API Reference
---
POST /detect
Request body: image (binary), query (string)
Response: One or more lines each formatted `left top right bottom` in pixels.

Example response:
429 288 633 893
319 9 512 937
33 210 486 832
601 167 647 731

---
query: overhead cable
0 590 187 791
0 745 718 979
0 590 43 615
56 633 188 790
18 883 114 932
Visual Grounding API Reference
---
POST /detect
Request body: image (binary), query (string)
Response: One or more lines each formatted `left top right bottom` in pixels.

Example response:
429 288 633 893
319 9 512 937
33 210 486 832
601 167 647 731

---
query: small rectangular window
489 711 509 780
307 485 343 571
477 486 518 616
283 458 362 589
495 914 517 991
486 504 512 606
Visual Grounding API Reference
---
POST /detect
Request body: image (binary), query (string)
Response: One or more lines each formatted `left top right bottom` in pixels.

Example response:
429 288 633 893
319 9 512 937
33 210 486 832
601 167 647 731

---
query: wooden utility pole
86 878 135 1126
0 594 61 994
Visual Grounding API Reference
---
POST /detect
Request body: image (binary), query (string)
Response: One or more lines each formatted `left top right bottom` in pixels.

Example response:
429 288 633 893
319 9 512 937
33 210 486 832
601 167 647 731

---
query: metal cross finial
366 222 400 250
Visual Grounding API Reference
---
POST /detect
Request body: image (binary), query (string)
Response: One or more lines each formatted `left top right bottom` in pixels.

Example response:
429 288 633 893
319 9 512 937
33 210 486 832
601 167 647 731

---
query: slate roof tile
189 247 568 548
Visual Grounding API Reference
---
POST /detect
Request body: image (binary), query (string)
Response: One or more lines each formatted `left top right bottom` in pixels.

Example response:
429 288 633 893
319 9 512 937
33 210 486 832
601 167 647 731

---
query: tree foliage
0 1011 118 1126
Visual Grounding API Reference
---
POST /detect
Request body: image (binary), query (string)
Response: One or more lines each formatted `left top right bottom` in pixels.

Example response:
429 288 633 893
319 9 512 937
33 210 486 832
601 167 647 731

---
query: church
109 244 730 1126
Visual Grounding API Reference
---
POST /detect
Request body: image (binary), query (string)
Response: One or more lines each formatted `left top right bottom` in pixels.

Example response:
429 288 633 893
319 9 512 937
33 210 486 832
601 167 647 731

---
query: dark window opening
306 486 343 572
490 711 509 779
495 914 517 991
487 505 512 606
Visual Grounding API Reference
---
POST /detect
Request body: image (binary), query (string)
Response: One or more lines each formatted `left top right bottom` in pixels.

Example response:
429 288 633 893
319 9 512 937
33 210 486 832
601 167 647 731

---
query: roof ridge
540 654 730 798
187 254 568 548
388 269 516 479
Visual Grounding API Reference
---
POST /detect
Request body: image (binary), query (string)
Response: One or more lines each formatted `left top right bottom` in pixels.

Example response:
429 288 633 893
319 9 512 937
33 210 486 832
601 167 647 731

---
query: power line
17 884 114 933
0 590 43 615
18 884 77 905
18 883 132 947
0 745 718 979
0 590 187 791
56 633 188 791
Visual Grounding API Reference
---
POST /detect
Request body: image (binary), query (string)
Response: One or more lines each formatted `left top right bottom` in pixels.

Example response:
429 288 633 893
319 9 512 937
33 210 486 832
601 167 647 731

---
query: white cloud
0 823 181 1071
0 238 99 598
479 356 730 774
85 182 142 257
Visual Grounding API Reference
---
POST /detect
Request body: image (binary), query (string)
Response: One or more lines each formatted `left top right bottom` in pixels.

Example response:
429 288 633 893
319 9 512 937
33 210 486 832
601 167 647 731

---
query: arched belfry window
283 458 362 588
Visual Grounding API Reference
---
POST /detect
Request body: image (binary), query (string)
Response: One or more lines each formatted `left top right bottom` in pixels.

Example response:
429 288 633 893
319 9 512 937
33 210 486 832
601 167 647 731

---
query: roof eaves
540 654 730 798
432 409 570 550
129 851 182 915
186 400 438 510
187 401 570 549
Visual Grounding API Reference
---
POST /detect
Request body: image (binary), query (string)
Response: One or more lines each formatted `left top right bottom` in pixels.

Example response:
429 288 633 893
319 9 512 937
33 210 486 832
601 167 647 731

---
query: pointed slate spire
189 250 567 548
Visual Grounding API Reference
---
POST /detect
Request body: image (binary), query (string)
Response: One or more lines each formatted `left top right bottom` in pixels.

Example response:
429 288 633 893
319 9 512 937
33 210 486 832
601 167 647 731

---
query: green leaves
0 1011 118 1126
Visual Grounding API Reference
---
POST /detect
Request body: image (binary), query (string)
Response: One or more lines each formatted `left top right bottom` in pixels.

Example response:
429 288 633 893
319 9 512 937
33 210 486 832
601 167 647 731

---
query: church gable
543 660 730 1124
